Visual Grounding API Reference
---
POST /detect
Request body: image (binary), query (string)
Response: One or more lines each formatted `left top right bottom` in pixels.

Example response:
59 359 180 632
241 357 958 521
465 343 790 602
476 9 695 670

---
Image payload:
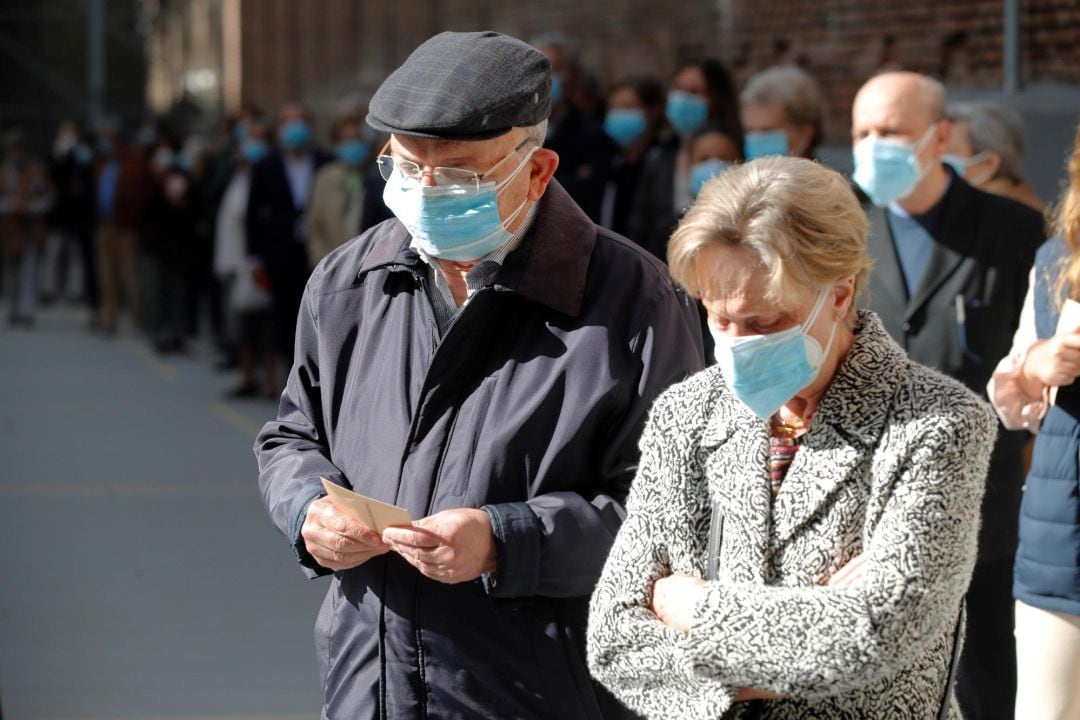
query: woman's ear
833 276 857 320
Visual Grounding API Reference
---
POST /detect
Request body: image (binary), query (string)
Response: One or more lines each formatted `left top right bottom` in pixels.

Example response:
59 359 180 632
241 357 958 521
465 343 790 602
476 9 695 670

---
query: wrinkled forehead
390 130 520 168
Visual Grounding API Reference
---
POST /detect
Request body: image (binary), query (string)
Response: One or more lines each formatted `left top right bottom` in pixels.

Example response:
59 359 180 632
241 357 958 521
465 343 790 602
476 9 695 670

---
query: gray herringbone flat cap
366 31 551 141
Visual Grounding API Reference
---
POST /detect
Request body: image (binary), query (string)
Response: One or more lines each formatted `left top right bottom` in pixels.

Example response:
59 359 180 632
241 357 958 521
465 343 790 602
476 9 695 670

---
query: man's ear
528 148 560 201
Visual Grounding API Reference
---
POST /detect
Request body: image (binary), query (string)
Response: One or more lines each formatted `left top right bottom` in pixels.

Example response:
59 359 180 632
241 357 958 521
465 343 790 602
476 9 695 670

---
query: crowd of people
4 28 1079 720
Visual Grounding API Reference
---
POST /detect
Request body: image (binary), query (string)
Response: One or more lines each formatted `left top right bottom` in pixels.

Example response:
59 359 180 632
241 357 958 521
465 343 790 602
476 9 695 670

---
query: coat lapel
905 177 977 321
701 386 772 584
867 206 908 312
771 312 908 546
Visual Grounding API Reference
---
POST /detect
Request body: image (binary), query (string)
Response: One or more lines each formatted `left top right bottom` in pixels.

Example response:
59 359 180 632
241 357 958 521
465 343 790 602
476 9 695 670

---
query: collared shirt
886 168 953 299
412 203 538 334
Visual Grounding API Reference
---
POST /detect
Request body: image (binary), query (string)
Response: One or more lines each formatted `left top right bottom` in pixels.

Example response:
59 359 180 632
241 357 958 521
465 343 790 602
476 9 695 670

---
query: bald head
852 72 945 141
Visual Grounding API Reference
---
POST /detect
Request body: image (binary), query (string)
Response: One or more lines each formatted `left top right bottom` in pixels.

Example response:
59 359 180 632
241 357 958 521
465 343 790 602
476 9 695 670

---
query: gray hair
523 120 548 149
740 65 826 138
947 101 1026 182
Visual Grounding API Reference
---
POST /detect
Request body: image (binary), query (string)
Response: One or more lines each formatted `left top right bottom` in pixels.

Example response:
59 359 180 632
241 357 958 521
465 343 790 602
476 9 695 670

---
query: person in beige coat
587 157 999 719
306 113 371 267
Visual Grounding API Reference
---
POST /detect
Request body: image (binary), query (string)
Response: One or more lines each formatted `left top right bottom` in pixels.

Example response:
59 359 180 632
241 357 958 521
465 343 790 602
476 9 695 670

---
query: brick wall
231 0 1080 142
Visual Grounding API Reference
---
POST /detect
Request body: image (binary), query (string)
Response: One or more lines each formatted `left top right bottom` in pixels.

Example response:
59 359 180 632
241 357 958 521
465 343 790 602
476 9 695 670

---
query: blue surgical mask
337 139 369 167
550 75 564 106
690 158 732 197
241 138 268 164
941 151 993 185
73 144 93 166
666 90 709 137
382 147 537 262
852 124 937 206
709 288 838 420
604 109 648 148
744 130 789 160
279 120 312 150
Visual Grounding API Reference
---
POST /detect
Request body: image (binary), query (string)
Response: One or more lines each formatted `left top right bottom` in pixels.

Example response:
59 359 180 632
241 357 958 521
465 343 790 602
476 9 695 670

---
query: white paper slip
321 477 412 533
1050 299 1080 406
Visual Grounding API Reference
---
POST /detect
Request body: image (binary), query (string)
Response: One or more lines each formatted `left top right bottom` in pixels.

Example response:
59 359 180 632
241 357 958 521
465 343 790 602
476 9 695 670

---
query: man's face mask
852 123 938 206
380 140 538 262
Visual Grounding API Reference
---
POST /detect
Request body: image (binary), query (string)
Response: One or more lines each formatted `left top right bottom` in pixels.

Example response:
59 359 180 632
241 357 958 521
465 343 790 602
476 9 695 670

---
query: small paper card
321 477 411 533
1050 299 1080 406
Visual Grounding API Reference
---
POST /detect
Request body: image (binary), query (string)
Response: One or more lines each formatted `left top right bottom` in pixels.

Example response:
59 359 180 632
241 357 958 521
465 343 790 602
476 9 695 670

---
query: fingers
302 496 390 570
382 525 441 549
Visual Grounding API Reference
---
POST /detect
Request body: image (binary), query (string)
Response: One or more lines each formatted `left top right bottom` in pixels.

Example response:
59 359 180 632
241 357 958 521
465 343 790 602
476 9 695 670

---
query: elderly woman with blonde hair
587 156 998 719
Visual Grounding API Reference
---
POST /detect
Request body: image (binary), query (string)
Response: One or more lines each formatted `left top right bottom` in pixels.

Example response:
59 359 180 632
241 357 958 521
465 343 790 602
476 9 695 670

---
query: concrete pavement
0 306 325 719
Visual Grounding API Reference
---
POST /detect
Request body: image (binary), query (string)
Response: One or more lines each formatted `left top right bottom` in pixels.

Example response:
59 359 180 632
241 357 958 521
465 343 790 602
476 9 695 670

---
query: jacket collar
869 172 978 321
355 180 595 317
701 311 910 547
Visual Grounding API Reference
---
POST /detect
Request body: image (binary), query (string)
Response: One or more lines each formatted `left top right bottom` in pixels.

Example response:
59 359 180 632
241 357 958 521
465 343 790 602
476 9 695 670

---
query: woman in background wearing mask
740 65 826 162
307 111 373 267
588 156 998 719
627 59 741 262
599 76 666 236
945 101 1045 214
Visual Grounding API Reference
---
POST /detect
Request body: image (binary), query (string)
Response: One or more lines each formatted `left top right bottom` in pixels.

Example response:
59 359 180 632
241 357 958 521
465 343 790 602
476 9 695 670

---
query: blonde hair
668 156 872 324
1053 121 1080 309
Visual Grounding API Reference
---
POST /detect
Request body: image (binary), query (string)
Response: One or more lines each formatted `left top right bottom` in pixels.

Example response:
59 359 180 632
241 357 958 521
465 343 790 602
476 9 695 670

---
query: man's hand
301 496 390 571
382 508 496 585
650 573 706 633
1022 333 1080 392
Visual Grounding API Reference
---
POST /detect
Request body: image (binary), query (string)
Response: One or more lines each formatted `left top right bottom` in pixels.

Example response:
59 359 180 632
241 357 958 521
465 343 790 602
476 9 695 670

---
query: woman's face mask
381 143 538 262
709 288 840 420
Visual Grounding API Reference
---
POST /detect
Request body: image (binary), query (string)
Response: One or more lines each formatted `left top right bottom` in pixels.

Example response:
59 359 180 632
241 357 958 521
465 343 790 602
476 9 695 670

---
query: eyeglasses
376 138 534 188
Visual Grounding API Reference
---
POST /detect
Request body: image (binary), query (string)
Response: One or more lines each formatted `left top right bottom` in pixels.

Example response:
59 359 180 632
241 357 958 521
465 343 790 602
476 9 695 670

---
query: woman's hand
650 573 706 633
1021 334 1080 393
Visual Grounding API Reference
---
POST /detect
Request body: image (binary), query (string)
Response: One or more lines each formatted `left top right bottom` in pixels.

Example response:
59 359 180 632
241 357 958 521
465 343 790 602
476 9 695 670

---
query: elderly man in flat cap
256 31 704 719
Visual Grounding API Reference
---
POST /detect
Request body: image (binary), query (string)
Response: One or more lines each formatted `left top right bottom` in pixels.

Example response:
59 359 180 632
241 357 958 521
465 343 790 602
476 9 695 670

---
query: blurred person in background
214 119 276 398
629 58 742 261
945 101 1046 214
740 64 826 161
95 124 147 336
246 103 332 371
307 110 372 266
142 136 196 354
532 33 612 222
1 128 54 327
202 106 263 368
852 71 1046 720
41 121 91 307
599 75 666 236
988 121 1080 720
687 123 743 200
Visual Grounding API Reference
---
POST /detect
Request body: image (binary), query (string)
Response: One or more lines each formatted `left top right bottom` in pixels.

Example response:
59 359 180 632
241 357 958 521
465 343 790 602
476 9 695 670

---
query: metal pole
1003 0 1020 95
87 0 105 127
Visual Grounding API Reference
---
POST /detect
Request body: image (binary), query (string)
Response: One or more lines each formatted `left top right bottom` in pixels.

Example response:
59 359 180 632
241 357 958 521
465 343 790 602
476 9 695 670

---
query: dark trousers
956 557 1016 720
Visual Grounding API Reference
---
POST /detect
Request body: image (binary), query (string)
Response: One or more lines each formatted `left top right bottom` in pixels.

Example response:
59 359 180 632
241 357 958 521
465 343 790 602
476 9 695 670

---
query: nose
419 167 438 187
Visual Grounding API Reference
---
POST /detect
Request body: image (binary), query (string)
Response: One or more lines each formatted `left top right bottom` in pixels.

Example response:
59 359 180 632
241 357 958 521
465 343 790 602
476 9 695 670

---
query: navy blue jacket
255 181 704 719
1014 237 1080 616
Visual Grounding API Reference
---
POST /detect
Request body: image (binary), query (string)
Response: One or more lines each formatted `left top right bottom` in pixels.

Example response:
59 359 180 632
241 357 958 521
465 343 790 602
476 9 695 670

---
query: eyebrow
391 145 488 169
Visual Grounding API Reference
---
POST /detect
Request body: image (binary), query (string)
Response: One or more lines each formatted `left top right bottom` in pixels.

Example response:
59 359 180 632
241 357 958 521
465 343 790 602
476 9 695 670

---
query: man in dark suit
852 71 1045 720
246 103 332 366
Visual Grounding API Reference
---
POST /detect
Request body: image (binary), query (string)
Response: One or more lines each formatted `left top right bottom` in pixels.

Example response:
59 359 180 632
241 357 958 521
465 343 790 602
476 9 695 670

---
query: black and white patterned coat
587 311 998 719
